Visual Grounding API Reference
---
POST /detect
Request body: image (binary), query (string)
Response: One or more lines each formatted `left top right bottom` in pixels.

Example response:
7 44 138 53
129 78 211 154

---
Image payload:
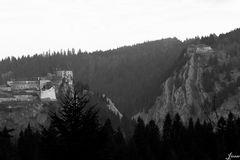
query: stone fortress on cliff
0 70 73 103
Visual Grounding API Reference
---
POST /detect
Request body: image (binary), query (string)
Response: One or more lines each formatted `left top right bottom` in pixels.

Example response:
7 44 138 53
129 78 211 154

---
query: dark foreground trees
38 88 127 160
16 87 127 160
2 93 240 160
41 92 101 160
0 127 15 160
127 113 240 160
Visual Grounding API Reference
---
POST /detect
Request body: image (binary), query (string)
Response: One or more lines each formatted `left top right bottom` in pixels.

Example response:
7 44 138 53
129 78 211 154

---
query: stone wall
11 81 39 90
196 46 213 54
0 85 11 91
40 87 57 101
13 95 37 101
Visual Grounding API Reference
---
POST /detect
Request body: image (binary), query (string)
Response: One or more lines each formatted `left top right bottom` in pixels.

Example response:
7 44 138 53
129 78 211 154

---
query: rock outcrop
134 44 240 126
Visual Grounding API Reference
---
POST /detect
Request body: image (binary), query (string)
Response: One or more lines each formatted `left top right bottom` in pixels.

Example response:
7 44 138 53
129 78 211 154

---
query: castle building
40 79 57 101
40 86 57 101
196 44 213 54
187 44 213 56
56 70 73 85
0 70 73 102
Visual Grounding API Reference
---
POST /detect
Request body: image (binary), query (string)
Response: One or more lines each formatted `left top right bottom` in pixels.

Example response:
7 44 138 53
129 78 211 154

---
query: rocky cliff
0 101 58 135
0 84 123 136
134 44 240 126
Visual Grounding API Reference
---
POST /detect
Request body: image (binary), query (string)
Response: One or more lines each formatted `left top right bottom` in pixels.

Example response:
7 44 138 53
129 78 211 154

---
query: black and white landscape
0 0 240 160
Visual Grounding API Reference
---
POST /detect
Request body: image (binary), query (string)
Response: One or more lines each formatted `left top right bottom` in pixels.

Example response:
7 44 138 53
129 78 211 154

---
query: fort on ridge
187 44 213 55
0 70 73 103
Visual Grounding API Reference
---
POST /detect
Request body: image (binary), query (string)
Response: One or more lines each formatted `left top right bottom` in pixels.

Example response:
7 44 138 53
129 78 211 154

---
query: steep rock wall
134 45 240 126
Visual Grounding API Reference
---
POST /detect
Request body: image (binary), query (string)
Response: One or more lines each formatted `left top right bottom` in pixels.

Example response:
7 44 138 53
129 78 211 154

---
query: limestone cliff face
0 91 123 135
85 92 123 123
0 101 58 135
134 44 240 126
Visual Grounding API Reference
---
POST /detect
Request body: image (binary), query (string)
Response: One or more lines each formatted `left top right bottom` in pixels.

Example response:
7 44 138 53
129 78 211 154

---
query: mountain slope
0 38 183 115
0 79 124 135
134 41 240 126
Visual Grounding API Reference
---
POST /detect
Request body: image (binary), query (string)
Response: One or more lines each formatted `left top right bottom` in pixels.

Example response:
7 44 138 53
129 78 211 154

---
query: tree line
0 38 183 116
1 86 240 160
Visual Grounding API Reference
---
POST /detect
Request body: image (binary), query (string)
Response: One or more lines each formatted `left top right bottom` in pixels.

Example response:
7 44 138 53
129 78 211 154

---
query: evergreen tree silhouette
41 86 103 160
162 113 172 160
217 117 227 159
18 124 40 160
163 113 172 142
171 114 185 160
0 127 15 160
235 117 240 152
40 123 59 160
146 120 161 160
99 119 115 160
113 127 127 160
171 114 184 142
132 118 149 160
226 112 235 152
184 118 195 160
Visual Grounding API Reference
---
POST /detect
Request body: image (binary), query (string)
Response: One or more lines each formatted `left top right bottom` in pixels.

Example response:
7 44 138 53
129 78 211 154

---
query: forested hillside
0 38 183 115
1 28 239 116
134 28 240 126
187 28 240 54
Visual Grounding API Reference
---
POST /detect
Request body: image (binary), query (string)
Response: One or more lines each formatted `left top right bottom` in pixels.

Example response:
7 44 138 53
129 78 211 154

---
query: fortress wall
0 98 16 102
0 86 11 92
1 70 73 102
40 87 56 101
11 81 39 90
13 95 37 101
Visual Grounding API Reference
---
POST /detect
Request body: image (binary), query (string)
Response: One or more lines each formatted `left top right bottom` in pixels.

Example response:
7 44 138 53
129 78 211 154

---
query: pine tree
171 114 185 159
217 117 227 159
18 124 40 160
0 127 15 160
42 86 102 160
162 114 173 160
171 114 184 142
226 113 235 152
132 118 148 160
99 119 115 160
163 113 172 142
40 123 59 160
146 120 161 159
113 128 127 160
185 118 195 160
235 117 240 152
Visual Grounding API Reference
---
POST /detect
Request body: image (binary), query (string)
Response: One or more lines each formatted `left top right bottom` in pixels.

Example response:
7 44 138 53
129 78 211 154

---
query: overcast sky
0 0 239 59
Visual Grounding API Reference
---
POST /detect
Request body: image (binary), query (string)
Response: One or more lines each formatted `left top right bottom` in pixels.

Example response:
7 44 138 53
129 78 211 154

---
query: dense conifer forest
1 28 240 117
0 84 240 160
1 28 240 160
0 38 183 115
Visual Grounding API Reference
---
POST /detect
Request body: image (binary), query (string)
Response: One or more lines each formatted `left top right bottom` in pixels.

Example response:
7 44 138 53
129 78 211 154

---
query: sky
0 0 240 59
